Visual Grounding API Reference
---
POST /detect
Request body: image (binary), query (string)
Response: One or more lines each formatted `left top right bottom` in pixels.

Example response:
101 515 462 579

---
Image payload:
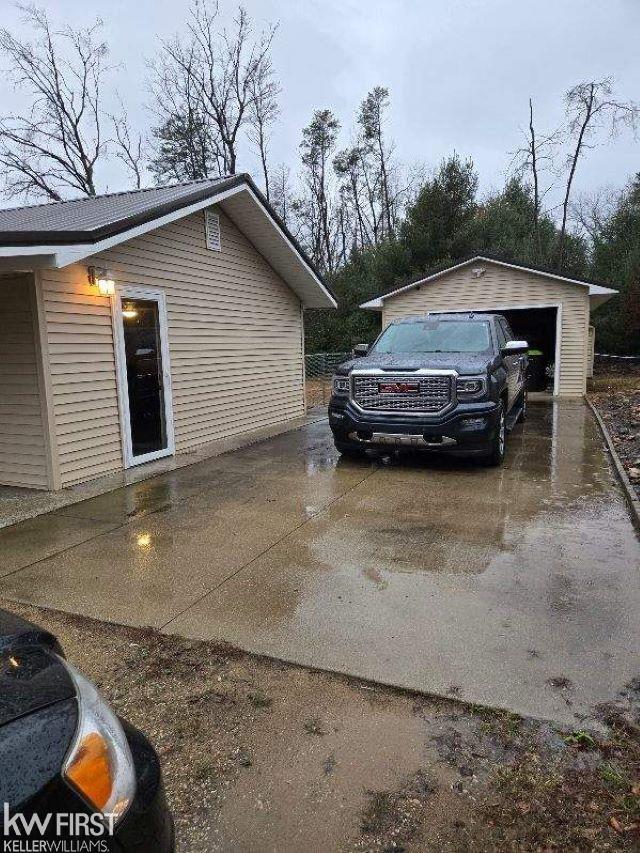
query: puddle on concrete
3 403 640 724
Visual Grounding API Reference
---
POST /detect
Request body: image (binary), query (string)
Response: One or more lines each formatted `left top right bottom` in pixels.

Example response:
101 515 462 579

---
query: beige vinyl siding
587 325 595 378
0 275 49 488
381 262 590 397
41 205 304 486
39 265 122 487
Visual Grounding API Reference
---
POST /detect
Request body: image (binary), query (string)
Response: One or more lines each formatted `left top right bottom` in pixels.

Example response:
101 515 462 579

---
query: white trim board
0 182 336 309
54 185 245 266
111 285 176 468
360 256 618 309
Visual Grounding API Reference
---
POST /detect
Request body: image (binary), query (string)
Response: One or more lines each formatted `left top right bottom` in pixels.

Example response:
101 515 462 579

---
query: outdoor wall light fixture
87 265 116 296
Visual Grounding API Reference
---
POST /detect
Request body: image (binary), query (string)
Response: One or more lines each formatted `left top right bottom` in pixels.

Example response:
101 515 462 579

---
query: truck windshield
372 320 491 354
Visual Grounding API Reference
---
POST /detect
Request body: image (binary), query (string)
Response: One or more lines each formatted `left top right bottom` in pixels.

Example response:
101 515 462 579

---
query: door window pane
122 298 167 457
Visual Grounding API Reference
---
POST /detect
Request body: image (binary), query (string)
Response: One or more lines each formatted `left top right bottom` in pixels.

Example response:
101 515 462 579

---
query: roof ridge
1 176 234 214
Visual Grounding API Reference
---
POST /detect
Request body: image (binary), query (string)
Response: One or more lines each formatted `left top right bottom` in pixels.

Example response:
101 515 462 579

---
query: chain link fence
305 351 351 409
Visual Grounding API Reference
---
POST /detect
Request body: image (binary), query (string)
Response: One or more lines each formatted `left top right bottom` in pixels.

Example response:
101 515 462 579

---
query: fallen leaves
609 814 639 834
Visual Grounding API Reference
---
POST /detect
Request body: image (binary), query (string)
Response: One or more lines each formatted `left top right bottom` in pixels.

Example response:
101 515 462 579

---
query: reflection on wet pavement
1 401 639 724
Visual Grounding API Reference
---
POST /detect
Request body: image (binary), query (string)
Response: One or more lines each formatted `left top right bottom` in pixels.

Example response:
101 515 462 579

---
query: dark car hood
0 610 74 727
0 608 62 653
338 352 495 375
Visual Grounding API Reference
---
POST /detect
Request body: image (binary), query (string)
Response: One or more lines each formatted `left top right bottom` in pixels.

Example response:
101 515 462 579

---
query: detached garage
360 256 617 398
0 174 335 490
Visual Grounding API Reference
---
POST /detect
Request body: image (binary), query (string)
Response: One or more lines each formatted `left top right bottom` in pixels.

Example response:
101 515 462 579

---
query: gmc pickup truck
328 312 528 466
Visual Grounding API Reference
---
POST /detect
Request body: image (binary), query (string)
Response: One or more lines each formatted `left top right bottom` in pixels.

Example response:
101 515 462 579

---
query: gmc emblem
378 381 420 394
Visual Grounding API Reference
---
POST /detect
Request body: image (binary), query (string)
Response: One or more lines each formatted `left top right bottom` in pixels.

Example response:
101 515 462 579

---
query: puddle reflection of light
137 532 152 549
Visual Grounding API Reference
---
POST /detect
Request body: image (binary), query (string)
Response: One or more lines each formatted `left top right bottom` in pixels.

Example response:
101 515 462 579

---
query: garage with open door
360 256 617 398
500 306 558 394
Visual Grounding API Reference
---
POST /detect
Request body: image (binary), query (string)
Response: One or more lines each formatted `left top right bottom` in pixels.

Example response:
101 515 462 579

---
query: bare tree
571 186 620 244
0 5 143 201
247 55 280 200
149 40 219 183
0 5 107 199
152 2 279 183
111 105 145 189
269 163 297 232
557 79 639 267
510 98 559 256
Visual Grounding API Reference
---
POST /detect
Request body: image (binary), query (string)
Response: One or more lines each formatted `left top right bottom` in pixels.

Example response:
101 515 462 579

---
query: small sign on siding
205 210 221 251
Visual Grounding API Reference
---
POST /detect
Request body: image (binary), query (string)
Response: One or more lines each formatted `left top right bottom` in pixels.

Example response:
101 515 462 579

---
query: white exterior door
113 286 175 467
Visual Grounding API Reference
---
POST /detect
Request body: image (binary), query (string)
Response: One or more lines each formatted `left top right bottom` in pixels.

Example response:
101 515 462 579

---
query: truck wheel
519 389 528 423
485 404 506 466
334 439 365 458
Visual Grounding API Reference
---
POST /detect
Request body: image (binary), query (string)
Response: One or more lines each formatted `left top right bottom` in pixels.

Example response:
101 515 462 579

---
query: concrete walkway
1 402 639 725
0 411 326 529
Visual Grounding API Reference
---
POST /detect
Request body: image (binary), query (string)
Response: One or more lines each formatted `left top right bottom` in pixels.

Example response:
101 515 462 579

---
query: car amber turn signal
65 731 114 811
61 659 136 822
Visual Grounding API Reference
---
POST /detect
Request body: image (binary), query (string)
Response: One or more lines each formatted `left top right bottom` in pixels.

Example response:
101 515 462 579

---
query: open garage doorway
500 306 559 396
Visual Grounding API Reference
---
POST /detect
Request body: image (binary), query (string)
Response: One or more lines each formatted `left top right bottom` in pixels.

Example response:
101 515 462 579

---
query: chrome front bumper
347 431 457 448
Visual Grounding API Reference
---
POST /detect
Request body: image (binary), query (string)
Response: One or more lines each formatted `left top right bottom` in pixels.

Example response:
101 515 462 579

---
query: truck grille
352 374 453 413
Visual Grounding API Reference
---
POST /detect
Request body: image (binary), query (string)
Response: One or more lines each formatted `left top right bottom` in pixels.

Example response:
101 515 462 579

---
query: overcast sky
1 0 639 212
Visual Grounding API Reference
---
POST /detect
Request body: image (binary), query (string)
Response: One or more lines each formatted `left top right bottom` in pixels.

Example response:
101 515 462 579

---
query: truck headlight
456 377 485 396
61 659 136 824
332 376 350 395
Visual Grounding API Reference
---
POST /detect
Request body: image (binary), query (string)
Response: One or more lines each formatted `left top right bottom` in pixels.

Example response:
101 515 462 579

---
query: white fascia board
360 298 383 310
0 181 336 309
56 182 337 308
360 256 620 309
587 284 618 296
51 184 250 267
241 184 336 308
0 186 245 267
0 244 64 257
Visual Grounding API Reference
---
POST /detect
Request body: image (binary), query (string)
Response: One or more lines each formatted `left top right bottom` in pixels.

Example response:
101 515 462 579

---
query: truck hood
338 352 495 375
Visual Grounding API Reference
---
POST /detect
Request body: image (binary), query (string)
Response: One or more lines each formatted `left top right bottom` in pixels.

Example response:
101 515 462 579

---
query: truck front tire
334 438 365 458
484 404 506 466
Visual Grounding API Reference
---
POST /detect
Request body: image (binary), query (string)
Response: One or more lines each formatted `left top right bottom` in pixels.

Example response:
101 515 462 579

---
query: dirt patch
589 362 640 500
4 599 639 852
306 376 332 409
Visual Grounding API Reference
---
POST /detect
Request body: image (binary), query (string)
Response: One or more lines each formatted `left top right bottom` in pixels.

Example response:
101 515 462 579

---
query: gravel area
3 599 639 852
589 362 640 501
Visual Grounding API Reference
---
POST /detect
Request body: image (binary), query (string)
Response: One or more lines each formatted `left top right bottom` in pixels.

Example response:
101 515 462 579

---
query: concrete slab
0 434 376 628
2 403 639 725
0 512 122 576
0 411 327 529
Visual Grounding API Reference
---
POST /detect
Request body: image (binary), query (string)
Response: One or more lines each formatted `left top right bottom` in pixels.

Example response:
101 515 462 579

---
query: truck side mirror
502 340 529 356
352 343 370 357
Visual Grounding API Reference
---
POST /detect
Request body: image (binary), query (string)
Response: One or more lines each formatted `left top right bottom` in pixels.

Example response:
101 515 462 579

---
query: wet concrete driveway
1 402 639 724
